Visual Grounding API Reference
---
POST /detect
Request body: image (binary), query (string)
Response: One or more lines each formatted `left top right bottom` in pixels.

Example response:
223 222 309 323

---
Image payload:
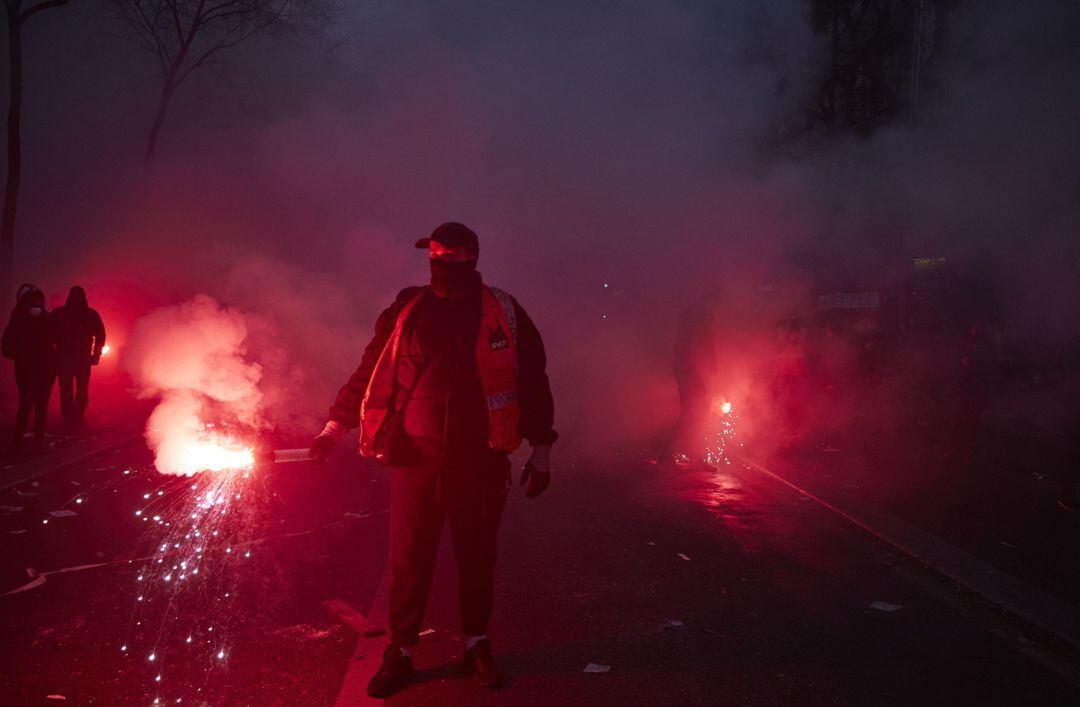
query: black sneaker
463 638 503 688
367 644 413 698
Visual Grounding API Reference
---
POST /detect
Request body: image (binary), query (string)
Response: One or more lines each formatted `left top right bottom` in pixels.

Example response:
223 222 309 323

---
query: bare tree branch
104 0 336 162
20 0 72 23
19 0 70 22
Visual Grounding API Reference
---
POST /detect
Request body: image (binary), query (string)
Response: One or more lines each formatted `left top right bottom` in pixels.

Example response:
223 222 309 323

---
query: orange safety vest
359 285 522 460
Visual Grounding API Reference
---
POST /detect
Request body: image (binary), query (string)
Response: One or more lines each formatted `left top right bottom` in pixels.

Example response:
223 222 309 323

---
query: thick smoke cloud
7 1 1080 456
124 296 264 474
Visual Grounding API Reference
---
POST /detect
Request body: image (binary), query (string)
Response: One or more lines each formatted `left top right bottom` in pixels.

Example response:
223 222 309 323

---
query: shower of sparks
119 433 266 704
705 399 739 466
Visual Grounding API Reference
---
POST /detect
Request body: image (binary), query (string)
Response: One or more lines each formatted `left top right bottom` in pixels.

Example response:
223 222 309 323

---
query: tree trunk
1 14 23 299
145 77 177 165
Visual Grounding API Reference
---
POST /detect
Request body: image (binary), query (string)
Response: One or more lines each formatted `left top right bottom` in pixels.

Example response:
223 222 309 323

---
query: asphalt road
1 438 1078 705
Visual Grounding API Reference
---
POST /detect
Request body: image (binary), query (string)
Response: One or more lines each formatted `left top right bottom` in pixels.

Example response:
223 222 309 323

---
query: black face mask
430 257 478 296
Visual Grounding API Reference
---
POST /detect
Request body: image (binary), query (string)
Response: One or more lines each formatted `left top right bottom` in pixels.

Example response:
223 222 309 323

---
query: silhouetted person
945 322 994 467
1059 424 1080 513
52 286 106 432
773 314 809 448
1057 375 1080 513
669 292 721 466
814 318 854 452
2 284 57 454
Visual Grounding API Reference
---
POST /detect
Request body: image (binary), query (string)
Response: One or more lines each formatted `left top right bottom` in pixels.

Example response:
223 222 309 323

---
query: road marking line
737 455 1080 653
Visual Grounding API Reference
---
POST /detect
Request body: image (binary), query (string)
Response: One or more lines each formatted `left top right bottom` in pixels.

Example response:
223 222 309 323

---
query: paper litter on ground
869 601 902 612
583 663 611 673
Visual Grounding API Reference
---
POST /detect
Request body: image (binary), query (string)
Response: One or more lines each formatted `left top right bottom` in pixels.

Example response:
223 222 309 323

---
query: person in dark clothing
2 284 57 454
51 286 106 431
1059 423 1080 513
945 322 995 467
669 292 721 466
310 222 557 698
773 314 809 449
811 318 854 452
1056 372 1080 513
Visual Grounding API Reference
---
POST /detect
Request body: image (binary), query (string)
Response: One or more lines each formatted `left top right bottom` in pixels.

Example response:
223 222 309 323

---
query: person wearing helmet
2 284 58 454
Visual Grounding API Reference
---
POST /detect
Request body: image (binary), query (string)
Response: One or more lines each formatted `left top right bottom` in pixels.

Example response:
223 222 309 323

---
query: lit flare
177 438 254 475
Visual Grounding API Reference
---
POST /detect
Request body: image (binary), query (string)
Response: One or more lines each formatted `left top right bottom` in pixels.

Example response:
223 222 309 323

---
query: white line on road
736 456 1080 654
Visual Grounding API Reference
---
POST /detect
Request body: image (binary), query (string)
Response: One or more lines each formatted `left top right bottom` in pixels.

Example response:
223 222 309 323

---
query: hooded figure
668 292 722 465
2 284 57 453
51 285 106 431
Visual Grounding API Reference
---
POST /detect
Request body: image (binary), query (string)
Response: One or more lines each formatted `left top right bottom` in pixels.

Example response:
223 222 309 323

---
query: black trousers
388 453 510 646
13 361 54 446
58 358 92 430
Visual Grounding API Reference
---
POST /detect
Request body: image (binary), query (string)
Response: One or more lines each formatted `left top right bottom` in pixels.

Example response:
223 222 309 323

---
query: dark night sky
4 0 1080 444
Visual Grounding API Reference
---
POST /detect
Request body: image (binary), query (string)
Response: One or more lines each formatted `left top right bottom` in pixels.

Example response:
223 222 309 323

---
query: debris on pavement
45 695 66 701
677 553 691 561
419 628 436 636
661 619 685 630
323 599 386 638
9 529 27 534
583 663 611 673
869 601 902 612
268 624 338 641
49 510 78 518
1 505 24 512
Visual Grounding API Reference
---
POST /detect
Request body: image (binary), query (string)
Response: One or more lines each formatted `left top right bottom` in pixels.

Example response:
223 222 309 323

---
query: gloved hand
90 355 101 366
310 434 336 463
521 444 552 499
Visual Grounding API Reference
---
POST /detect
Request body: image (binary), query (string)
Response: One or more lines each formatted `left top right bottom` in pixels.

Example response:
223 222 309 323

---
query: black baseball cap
415 222 479 254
